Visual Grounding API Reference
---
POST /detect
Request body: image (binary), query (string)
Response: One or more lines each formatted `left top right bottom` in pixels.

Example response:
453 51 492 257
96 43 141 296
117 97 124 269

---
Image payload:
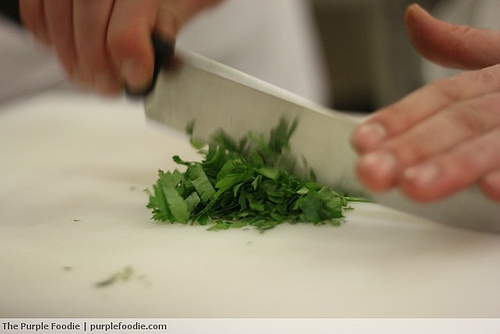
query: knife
3 6 498 233
145 50 500 233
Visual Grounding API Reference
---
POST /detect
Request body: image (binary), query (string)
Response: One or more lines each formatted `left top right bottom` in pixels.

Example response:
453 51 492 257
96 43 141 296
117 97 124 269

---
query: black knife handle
0 1 21 24
125 34 175 98
0 1 174 97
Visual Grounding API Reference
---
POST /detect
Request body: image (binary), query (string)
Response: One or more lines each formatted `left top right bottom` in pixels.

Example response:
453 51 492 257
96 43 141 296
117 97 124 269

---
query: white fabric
177 0 330 105
0 20 66 103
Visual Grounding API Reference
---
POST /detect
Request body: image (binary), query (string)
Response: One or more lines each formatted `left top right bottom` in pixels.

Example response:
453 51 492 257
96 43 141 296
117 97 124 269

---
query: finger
106 0 161 93
480 170 500 202
351 64 500 153
401 128 500 202
43 0 79 81
19 0 51 45
355 92 500 192
405 4 500 70
73 0 121 95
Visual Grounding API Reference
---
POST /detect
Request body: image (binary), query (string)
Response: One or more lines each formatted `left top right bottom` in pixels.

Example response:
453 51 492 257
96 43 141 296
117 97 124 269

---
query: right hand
19 0 224 95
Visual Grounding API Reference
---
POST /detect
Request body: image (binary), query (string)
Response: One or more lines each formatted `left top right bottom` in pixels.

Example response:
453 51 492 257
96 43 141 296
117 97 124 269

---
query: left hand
350 4 500 203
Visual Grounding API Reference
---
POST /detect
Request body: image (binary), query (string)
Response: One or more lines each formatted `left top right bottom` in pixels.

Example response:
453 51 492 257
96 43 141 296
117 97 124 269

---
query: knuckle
449 107 489 135
459 66 500 93
107 29 140 58
442 129 500 180
473 67 500 89
447 99 500 136
79 51 109 72
428 77 464 104
75 43 115 77
385 138 431 168
428 68 500 106
396 144 428 167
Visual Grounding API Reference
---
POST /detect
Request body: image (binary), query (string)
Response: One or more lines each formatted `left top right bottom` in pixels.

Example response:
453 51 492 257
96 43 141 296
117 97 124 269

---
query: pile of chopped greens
146 118 362 232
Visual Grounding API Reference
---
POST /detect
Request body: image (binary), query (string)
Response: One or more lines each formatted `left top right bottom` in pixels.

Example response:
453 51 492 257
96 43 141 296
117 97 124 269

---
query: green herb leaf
146 118 365 232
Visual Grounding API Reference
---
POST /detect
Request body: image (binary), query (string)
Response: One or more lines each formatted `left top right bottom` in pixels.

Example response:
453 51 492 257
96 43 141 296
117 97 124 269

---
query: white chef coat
0 19 66 103
177 0 330 105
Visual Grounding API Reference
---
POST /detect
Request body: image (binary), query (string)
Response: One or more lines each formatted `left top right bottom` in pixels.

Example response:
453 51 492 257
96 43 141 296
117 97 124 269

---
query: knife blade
145 50 500 233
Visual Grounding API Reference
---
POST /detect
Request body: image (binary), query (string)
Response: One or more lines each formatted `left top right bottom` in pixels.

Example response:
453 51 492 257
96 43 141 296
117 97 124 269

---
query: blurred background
311 0 440 111
309 0 500 111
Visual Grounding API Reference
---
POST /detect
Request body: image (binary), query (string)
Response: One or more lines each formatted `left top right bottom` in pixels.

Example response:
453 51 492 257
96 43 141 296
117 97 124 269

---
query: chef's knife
145 50 500 233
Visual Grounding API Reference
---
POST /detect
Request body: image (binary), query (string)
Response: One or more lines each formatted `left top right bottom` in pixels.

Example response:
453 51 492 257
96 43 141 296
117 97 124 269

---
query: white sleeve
0 18 66 103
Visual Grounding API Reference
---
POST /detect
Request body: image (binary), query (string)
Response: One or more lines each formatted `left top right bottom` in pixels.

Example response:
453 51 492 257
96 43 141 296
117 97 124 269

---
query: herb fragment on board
146 118 365 232
94 265 134 288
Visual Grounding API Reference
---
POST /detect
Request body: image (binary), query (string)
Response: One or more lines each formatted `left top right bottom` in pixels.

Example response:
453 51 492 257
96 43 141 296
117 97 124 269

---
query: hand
350 4 500 203
19 0 223 95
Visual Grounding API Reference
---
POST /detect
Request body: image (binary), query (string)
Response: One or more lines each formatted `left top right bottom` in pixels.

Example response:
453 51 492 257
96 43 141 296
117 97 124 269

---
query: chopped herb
146 118 364 232
95 273 120 288
94 265 134 288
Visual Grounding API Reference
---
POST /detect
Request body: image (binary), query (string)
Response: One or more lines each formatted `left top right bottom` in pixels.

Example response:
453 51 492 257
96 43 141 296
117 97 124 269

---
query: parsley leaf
146 118 364 232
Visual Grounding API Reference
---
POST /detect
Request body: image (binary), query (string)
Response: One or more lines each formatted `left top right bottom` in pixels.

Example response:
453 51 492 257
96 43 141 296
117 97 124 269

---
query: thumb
405 4 500 70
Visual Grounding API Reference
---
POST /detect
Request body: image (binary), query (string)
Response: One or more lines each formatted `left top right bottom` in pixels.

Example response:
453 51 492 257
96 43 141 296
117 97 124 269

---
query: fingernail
404 162 441 187
121 59 148 92
360 151 397 180
352 122 387 151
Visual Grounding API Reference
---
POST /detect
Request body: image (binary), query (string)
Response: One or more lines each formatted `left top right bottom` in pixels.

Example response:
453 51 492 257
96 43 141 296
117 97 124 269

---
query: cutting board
1 90 500 317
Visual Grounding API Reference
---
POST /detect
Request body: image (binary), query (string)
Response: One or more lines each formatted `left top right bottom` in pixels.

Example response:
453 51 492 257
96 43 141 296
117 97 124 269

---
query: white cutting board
1 90 500 318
